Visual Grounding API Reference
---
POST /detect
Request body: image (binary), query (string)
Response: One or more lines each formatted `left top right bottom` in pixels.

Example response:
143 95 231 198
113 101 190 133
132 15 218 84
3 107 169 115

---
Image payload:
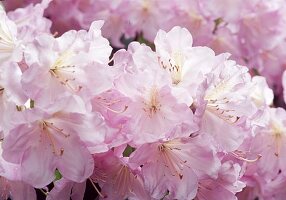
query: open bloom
195 160 245 200
93 151 151 200
6 0 51 41
130 135 220 199
22 20 112 105
1 96 98 188
250 107 286 177
154 26 228 104
195 60 255 152
114 43 197 144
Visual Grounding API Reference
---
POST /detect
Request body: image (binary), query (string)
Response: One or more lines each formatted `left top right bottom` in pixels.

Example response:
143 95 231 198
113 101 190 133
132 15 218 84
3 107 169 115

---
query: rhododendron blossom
0 1 285 199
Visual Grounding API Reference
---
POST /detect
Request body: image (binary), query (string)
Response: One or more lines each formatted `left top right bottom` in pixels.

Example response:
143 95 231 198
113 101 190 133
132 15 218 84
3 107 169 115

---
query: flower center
143 87 162 117
206 97 239 124
159 51 184 85
40 121 70 156
49 51 82 92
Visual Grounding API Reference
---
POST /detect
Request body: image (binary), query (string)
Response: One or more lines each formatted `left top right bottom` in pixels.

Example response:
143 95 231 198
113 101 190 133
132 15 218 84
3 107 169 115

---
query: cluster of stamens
157 142 189 180
96 96 128 114
49 64 82 92
40 121 70 156
159 57 182 85
112 165 135 197
231 150 261 162
143 87 162 117
206 97 239 124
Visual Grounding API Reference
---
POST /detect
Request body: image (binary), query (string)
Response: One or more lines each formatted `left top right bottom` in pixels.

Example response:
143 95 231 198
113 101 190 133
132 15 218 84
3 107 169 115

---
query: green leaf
54 169 62 181
123 145 136 157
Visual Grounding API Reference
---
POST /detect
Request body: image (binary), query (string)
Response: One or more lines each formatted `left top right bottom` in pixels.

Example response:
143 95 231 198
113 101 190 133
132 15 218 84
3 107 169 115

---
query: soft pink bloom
1 98 97 188
130 135 220 199
114 43 197 144
22 20 112 105
249 76 274 107
77 0 133 47
250 107 286 177
91 89 133 149
0 143 36 200
0 178 36 200
0 62 28 133
195 61 255 152
195 161 245 200
93 151 151 200
7 0 52 41
154 26 222 104
262 174 286 200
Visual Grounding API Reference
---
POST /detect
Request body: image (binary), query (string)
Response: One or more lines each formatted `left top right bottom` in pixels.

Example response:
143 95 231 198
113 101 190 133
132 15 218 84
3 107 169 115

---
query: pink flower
7 0 52 42
195 161 245 200
22 20 112 104
263 174 286 200
250 107 286 177
2 101 96 187
130 135 220 199
195 60 255 152
114 43 197 144
0 143 37 200
93 151 151 200
0 62 28 133
0 178 36 200
154 26 226 104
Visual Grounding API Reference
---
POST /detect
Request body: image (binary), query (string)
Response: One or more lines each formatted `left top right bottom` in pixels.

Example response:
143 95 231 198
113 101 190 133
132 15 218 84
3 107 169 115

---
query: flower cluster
0 1 285 200
4 0 286 97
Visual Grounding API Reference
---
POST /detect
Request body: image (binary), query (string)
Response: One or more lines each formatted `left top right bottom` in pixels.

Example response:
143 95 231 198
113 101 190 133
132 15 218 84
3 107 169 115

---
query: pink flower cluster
0 1 286 200
4 0 286 95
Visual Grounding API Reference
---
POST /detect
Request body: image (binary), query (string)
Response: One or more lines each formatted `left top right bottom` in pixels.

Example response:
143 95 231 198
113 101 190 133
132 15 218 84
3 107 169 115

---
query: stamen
41 121 70 156
96 97 128 114
49 66 82 93
158 142 190 179
102 104 128 114
89 178 105 198
206 97 240 124
158 56 183 85
44 122 70 137
40 188 48 196
92 166 107 183
230 151 261 163
112 165 134 197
